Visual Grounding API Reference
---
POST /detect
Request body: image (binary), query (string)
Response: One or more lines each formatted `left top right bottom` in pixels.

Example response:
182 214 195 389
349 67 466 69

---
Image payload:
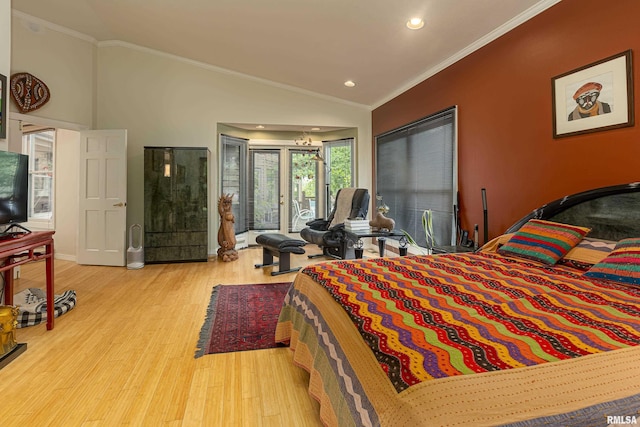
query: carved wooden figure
217 194 239 262
369 211 395 231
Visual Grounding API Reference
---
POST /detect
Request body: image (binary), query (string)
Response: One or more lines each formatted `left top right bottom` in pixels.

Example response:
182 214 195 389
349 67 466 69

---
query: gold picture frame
552 50 634 138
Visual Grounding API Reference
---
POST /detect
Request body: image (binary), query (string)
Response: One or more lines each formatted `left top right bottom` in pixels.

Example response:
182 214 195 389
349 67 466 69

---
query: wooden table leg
46 241 54 330
4 267 14 306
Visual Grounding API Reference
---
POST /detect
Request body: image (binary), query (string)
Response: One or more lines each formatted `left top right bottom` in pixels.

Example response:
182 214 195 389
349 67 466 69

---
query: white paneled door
77 130 128 266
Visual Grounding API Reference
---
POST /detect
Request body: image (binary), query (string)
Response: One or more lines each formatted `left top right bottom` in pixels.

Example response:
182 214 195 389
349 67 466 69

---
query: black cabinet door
144 147 209 263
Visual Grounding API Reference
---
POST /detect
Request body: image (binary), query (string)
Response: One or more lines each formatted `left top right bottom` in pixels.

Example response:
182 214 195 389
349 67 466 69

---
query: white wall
9 12 95 259
96 44 372 255
10 11 372 259
11 13 95 128
1 0 11 151
53 128 80 259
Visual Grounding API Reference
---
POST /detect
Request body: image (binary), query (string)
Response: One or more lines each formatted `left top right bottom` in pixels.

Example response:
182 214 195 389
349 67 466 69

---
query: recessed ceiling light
344 80 356 88
406 18 424 30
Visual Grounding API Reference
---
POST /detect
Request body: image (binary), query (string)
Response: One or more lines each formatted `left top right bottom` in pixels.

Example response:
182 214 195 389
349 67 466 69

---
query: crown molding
12 10 97 44
371 0 562 109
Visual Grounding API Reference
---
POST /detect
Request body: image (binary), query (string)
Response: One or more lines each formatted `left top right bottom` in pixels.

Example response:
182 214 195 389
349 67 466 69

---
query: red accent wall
372 0 640 241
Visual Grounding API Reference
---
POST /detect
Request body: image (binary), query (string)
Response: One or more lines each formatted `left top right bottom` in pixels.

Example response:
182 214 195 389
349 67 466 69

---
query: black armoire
144 147 209 263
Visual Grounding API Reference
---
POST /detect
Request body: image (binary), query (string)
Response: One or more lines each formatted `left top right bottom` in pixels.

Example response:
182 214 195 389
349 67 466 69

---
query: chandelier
294 131 313 145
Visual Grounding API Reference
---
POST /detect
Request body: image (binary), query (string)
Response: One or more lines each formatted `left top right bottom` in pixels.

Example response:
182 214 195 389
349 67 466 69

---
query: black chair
300 188 370 259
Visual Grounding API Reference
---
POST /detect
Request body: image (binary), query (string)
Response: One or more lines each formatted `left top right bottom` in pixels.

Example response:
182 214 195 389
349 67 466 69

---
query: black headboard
506 182 640 241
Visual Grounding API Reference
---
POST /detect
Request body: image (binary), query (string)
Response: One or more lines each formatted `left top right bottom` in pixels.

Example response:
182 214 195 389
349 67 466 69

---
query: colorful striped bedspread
276 252 640 426
302 252 640 392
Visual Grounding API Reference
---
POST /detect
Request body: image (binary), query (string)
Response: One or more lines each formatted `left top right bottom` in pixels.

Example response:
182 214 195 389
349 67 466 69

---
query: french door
249 149 280 231
288 148 320 232
249 147 319 236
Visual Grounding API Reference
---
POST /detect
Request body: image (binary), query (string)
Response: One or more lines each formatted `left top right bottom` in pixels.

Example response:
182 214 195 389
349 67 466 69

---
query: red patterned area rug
195 282 291 357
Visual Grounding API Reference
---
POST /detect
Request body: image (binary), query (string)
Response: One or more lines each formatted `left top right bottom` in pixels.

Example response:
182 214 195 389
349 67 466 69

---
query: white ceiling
12 0 558 111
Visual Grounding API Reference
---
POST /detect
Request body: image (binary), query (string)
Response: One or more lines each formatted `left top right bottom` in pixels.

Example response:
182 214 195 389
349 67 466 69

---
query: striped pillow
559 237 617 269
498 219 590 265
584 238 640 285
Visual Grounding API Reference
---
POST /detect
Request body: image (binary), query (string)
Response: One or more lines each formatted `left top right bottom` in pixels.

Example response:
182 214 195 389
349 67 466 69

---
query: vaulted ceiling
12 0 557 109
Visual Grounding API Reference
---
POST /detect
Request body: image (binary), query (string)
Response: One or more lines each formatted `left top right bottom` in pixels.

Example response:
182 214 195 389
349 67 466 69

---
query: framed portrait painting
0 73 6 139
552 50 634 138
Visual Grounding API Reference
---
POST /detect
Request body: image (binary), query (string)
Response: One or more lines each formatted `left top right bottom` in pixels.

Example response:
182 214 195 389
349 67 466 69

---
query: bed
275 183 640 426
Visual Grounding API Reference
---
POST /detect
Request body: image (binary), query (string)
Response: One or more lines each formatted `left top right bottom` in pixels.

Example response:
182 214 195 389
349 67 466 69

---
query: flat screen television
0 151 30 236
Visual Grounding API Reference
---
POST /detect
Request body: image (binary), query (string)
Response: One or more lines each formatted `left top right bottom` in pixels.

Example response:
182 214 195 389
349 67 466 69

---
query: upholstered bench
254 234 306 276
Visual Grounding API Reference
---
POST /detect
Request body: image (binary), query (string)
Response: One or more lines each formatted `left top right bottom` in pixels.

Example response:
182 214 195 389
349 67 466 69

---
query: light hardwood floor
0 245 333 426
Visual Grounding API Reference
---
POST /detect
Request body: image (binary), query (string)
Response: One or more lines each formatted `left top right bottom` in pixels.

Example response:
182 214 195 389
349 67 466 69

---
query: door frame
283 146 321 234
8 112 89 262
249 142 321 237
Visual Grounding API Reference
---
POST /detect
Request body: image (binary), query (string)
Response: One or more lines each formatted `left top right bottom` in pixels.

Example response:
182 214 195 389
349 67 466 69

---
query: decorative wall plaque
10 72 51 113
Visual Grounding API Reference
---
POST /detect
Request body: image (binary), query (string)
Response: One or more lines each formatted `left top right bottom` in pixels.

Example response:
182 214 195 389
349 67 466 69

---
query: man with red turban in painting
568 81 612 121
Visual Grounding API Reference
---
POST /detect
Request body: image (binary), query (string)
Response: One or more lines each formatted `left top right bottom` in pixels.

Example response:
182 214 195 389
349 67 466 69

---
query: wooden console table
0 231 55 330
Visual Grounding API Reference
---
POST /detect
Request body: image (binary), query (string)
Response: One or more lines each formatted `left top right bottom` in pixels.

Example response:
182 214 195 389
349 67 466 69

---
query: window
220 134 249 234
324 138 354 210
375 108 457 248
22 129 55 227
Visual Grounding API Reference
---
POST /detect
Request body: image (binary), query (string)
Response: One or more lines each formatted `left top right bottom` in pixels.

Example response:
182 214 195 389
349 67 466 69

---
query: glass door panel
289 149 318 232
250 149 280 230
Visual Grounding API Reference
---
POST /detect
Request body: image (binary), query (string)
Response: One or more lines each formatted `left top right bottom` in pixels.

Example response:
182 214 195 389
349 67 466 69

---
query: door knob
113 202 126 207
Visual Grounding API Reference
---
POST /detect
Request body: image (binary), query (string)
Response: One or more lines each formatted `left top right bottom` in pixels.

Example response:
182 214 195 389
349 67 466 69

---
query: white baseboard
54 253 77 262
